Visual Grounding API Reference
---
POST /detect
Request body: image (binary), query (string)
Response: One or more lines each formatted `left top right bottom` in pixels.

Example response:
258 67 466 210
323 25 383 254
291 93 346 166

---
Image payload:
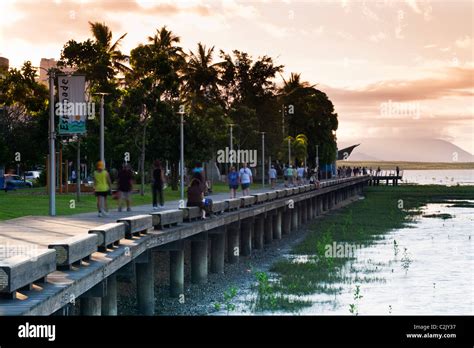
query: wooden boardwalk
369 170 404 186
0 176 370 315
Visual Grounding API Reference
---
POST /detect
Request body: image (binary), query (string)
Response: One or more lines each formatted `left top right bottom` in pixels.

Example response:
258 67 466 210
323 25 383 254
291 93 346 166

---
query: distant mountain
349 152 381 161
338 138 474 162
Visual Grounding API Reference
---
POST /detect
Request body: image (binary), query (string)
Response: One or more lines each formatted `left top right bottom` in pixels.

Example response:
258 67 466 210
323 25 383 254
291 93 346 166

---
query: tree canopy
0 22 340 186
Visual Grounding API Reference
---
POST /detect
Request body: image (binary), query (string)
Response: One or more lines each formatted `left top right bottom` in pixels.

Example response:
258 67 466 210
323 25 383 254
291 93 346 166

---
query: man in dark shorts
239 162 253 196
152 160 165 210
228 166 239 198
117 163 133 212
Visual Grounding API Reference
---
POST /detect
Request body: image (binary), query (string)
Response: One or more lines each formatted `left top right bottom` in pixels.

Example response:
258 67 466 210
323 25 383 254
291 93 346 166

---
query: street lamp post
229 123 234 166
315 145 319 181
288 137 291 166
48 69 56 216
94 93 109 164
36 66 57 216
261 132 265 188
178 109 185 200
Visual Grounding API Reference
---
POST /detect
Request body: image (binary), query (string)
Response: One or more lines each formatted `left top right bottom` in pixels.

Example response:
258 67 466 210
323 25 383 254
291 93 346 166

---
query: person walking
292 165 298 186
239 162 253 196
117 163 133 212
269 165 277 189
297 164 305 185
286 165 294 187
228 166 239 198
152 160 165 210
71 169 77 184
93 161 112 217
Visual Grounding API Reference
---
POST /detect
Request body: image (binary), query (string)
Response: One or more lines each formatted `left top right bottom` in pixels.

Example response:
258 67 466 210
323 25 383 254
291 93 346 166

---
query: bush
37 170 47 187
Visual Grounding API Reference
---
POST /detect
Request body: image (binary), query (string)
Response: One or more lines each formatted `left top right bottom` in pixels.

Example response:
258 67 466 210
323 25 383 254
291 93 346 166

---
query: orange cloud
322 67 474 105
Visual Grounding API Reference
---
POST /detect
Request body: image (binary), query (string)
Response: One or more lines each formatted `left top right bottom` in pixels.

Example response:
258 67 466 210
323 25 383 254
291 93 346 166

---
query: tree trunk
140 122 147 196
170 161 179 191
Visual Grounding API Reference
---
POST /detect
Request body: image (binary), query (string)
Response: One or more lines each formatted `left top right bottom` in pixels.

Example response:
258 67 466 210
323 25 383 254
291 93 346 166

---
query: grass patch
448 202 474 208
423 213 454 219
253 185 474 312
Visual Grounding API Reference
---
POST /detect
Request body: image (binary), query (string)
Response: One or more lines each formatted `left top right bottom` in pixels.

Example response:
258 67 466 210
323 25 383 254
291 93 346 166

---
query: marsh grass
423 213 454 219
253 185 474 312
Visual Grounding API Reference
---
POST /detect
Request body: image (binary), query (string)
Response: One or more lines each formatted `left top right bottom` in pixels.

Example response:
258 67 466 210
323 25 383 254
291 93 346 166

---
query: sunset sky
0 0 472 155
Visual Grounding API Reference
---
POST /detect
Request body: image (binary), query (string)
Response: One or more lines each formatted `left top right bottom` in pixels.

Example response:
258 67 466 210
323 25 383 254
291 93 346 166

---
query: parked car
4 174 33 191
25 170 42 181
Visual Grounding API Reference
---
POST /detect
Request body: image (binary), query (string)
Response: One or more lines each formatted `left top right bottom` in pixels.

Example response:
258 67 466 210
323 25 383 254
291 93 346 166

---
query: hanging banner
57 75 90 135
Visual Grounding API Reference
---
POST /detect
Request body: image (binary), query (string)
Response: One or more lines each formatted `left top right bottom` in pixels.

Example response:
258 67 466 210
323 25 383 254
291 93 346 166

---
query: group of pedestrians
227 163 253 198
283 164 310 187
92 159 309 219
92 160 166 217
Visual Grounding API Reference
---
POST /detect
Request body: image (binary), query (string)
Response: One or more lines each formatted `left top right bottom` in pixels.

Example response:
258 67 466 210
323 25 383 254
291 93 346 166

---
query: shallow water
235 201 474 315
297 202 473 315
401 169 474 186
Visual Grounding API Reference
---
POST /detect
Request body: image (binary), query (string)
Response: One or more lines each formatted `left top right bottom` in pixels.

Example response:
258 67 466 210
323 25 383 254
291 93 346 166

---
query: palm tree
143 26 185 97
182 42 223 112
89 22 131 75
280 72 315 97
283 134 308 166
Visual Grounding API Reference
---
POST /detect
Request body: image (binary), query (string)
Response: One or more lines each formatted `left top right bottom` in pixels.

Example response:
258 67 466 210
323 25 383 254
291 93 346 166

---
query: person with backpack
228 166 239 198
239 162 253 196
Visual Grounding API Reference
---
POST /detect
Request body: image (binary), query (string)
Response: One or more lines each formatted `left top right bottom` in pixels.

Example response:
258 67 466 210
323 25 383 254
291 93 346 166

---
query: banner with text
57 75 87 135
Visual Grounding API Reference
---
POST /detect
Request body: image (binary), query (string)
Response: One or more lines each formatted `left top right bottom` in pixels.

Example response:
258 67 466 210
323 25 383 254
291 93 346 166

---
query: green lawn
0 183 230 221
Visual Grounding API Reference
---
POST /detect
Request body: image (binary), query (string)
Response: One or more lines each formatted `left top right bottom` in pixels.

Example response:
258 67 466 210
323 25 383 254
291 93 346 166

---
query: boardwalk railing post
264 212 273 244
253 216 264 249
282 208 291 235
302 200 308 224
81 281 106 316
135 251 154 315
291 203 298 231
191 233 208 284
227 222 240 263
170 249 184 297
273 209 282 240
81 298 101 316
210 227 225 274
240 218 253 256
102 274 117 316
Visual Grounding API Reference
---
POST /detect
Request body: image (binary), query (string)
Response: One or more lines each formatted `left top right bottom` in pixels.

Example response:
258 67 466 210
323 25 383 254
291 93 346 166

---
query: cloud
337 31 353 40
362 3 380 22
405 0 421 14
2 0 211 45
369 32 387 43
322 67 474 105
455 35 472 49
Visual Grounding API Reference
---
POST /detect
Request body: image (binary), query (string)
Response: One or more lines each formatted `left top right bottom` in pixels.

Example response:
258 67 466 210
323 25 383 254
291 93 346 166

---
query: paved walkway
0 183 287 257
